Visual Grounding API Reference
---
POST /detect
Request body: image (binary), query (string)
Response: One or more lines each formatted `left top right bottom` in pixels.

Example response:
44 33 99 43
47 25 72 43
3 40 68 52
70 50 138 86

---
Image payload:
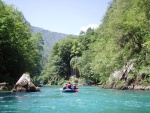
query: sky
2 0 112 35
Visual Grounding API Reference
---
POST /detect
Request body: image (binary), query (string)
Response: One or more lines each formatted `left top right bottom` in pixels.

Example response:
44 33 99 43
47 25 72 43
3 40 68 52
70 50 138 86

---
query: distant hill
31 26 68 63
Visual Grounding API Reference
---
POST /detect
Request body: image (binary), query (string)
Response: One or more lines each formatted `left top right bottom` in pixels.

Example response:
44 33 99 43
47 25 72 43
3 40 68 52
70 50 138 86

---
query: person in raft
63 83 77 90
63 84 68 90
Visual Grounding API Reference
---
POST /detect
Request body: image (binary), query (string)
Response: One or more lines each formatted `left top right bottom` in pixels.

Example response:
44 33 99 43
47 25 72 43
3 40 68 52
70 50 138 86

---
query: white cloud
80 24 99 32
75 24 99 35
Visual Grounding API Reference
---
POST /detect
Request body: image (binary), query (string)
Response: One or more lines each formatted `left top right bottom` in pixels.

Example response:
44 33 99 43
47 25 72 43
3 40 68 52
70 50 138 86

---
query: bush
74 79 78 83
116 81 125 89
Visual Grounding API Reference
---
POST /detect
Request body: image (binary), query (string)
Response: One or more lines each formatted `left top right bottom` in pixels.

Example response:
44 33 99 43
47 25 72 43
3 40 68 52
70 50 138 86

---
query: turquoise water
0 86 150 113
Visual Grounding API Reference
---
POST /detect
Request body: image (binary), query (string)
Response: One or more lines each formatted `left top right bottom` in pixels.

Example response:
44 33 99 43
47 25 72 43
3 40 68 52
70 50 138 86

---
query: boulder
134 85 145 90
11 73 40 92
0 82 12 91
128 85 134 90
145 86 150 90
0 82 8 90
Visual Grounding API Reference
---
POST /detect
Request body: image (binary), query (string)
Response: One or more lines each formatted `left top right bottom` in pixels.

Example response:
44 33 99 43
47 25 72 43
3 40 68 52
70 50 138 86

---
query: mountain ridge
31 26 68 62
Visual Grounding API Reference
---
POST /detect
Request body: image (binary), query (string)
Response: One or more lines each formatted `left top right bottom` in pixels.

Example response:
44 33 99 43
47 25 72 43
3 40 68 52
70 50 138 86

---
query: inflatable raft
62 88 78 93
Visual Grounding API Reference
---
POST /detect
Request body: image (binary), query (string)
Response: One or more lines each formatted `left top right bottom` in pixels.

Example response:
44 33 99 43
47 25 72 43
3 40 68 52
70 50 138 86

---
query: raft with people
62 83 78 93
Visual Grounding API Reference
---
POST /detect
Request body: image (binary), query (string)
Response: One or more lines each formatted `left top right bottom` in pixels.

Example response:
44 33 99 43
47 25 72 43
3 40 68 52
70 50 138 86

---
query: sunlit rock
134 85 144 90
11 73 40 92
104 61 135 89
145 86 150 90
128 85 134 90
0 82 8 90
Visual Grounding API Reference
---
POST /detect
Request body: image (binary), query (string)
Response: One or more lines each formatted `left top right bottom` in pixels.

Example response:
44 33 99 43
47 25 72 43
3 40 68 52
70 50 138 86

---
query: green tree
39 35 80 84
0 1 43 83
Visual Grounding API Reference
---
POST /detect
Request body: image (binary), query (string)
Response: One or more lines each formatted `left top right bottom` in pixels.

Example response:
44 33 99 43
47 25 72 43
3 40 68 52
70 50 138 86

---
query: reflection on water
0 86 150 113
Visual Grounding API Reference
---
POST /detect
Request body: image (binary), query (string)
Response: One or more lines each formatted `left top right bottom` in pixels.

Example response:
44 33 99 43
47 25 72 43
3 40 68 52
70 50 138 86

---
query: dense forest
40 0 150 89
0 0 69 85
0 0 44 83
0 0 150 89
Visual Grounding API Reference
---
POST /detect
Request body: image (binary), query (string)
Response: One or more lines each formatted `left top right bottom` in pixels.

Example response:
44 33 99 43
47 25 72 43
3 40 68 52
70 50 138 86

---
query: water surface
0 86 150 113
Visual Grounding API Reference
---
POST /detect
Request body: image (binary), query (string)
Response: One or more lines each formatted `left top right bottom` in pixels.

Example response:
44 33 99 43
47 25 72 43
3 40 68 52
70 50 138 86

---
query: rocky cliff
102 60 150 90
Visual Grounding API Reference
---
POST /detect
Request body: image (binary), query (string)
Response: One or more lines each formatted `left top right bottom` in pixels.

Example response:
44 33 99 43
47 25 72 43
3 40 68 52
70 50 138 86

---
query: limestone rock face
11 74 40 92
103 62 134 89
103 60 150 90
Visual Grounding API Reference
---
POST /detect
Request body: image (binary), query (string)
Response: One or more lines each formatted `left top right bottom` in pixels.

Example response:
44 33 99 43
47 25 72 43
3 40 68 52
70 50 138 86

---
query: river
0 86 150 113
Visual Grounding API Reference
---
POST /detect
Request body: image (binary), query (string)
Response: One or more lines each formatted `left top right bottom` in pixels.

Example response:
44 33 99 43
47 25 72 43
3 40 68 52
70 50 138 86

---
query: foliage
39 35 81 84
0 1 43 83
39 0 150 85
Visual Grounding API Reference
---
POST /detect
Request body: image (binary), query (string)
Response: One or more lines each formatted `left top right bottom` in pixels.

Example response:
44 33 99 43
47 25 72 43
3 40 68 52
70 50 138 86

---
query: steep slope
92 0 150 89
31 26 68 62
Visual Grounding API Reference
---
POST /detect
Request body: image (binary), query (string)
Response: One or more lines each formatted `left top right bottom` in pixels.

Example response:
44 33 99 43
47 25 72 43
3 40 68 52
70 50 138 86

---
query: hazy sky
3 0 112 35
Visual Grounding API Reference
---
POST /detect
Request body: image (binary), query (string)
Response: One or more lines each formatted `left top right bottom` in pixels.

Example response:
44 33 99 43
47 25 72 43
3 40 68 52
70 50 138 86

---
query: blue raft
62 88 78 93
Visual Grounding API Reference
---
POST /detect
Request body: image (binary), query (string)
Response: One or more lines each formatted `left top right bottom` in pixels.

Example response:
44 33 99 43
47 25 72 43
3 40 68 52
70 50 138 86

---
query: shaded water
0 86 150 113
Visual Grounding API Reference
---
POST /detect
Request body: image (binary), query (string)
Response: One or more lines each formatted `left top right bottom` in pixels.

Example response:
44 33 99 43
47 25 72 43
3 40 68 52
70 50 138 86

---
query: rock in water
11 73 40 92
0 82 9 91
